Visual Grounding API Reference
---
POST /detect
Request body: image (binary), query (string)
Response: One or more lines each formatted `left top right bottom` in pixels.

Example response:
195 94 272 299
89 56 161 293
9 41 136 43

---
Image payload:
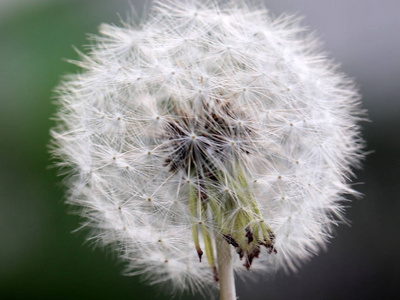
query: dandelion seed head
51 0 364 295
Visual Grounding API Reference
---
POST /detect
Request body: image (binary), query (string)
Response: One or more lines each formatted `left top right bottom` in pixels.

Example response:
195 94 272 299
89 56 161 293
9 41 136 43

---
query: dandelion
51 0 364 299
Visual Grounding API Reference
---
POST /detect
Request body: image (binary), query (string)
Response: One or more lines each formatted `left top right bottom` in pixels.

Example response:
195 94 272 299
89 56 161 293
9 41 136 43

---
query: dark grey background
1 0 399 299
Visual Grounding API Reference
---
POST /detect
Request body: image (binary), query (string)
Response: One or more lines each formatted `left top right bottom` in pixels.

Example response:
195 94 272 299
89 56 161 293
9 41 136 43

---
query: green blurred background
1 0 399 299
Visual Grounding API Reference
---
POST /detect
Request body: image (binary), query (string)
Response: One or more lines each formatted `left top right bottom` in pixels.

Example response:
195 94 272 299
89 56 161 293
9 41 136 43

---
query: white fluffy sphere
51 0 364 295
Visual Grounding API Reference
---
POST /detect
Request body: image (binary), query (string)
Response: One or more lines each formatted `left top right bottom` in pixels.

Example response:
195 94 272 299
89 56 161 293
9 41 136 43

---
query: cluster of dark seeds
162 98 254 174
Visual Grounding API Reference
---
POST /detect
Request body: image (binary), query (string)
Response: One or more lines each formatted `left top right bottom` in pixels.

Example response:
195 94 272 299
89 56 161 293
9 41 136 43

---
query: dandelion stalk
216 233 236 300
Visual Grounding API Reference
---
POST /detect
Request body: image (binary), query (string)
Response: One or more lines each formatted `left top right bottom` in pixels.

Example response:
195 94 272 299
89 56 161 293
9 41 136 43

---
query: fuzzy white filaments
51 0 364 298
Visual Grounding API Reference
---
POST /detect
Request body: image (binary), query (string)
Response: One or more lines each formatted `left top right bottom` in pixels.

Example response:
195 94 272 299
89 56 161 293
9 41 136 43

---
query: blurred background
0 0 399 299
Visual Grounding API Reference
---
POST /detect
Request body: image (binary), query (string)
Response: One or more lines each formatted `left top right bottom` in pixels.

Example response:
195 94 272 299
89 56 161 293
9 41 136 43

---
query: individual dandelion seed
50 0 365 299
